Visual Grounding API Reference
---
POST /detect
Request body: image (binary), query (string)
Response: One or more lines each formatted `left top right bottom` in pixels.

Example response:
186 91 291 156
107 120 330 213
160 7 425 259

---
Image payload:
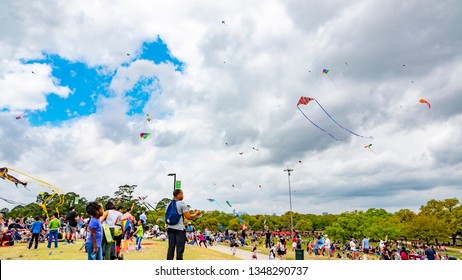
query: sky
1 0 461 215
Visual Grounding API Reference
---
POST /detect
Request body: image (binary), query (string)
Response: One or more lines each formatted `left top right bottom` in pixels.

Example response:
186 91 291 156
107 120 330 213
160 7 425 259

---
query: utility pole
167 173 176 192
284 167 294 236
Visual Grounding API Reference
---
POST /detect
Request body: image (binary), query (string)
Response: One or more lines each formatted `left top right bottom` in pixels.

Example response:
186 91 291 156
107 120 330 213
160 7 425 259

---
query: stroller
0 230 15 246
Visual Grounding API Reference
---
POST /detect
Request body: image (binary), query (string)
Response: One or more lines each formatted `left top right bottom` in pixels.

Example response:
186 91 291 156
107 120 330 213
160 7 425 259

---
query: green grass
0 240 239 260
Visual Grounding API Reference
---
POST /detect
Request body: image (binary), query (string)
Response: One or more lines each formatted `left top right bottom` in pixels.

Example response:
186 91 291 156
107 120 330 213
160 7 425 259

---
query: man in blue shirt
424 245 437 260
28 216 44 249
362 236 370 260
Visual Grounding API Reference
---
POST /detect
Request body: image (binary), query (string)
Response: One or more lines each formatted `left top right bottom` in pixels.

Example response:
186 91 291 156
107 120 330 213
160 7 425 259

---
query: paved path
208 244 269 260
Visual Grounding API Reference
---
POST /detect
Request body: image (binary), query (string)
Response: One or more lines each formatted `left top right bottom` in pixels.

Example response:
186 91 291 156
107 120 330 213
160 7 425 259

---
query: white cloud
1 0 461 215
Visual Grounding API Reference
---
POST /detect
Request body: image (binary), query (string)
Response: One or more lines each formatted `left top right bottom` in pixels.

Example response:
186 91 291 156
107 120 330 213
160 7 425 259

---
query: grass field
2 239 461 260
0 240 239 260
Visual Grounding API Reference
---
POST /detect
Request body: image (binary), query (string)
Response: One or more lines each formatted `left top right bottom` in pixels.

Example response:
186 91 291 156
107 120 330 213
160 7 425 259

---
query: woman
100 201 122 260
276 237 286 260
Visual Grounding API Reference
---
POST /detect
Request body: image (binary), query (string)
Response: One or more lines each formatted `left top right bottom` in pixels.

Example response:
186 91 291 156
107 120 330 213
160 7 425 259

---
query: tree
155 198 171 211
405 214 450 244
113 184 137 204
419 198 461 245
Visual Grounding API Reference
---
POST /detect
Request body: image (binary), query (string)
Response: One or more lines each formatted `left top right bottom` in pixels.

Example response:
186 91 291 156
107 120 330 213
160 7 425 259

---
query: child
269 243 276 260
47 212 60 249
85 202 103 260
252 246 257 260
28 216 44 250
135 220 143 251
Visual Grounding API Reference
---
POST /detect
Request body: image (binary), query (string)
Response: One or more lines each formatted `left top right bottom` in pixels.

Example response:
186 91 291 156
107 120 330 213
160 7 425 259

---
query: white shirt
350 241 356 250
324 238 331 248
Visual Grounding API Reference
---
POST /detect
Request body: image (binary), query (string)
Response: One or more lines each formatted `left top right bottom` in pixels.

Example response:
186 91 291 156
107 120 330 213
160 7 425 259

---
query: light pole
284 168 294 236
167 173 176 192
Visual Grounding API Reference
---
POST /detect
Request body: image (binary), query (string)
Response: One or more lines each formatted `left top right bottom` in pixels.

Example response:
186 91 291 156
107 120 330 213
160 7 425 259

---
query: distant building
322 212 328 216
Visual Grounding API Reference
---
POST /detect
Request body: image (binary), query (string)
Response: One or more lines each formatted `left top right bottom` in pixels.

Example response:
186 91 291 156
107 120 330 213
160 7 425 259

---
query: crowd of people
1 194 460 261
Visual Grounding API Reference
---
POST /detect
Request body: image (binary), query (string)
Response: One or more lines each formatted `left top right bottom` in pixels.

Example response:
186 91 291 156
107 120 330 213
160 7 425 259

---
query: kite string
297 106 342 141
314 100 373 139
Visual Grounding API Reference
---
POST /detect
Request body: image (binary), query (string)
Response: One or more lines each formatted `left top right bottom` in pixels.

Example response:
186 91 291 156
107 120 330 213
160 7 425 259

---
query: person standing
85 202 104 260
28 216 45 250
139 211 147 225
264 227 272 248
122 205 135 241
166 189 201 260
135 220 143 251
362 236 370 260
47 213 60 249
65 207 78 244
324 235 331 259
100 201 123 260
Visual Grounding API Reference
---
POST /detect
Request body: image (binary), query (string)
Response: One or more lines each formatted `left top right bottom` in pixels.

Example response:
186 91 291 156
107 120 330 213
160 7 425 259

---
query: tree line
2 184 461 245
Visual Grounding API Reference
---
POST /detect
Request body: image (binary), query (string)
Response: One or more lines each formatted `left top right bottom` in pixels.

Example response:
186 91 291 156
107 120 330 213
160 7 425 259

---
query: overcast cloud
1 0 461 215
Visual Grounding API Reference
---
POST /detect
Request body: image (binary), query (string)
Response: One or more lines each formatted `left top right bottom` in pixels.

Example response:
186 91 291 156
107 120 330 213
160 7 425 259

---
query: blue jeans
86 243 103 260
47 230 59 248
136 236 142 250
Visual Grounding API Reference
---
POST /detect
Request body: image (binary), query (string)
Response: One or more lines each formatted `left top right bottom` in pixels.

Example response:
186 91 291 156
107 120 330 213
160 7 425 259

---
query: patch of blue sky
138 36 184 72
125 76 160 116
20 54 113 126
17 36 184 126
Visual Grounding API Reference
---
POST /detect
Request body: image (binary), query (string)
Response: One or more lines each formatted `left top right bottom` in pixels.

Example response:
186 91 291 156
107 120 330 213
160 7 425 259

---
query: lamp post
167 173 176 192
284 168 294 236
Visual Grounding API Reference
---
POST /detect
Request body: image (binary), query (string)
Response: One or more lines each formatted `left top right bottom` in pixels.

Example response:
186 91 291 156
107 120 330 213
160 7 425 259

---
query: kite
364 144 376 155
221 20 227 26
139 133 151 139
15 116 22 120
207 198 215 202
0 196 27 206
252 147 259 152
226 201 232 208
138 196 155 210
0 167 28 188
258 185 262 189
146 114 152 122
419 99 431 109
239 152 243 155
297 96 373 141
231 184 235 188
3 167 64 219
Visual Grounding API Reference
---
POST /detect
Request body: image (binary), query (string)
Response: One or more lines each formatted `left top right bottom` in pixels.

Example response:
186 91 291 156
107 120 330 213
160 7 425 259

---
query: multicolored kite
0 167 28 188
419 99 431 109
364 144 376 155
139 133 151 139
297 97 373 141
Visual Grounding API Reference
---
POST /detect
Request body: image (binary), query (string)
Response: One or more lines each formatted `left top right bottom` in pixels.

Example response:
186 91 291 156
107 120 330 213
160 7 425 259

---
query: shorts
66 226 77 234
363 248 369 254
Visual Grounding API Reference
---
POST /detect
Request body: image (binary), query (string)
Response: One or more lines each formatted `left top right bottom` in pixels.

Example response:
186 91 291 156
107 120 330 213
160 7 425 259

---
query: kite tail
314 100 373 139
297 106 342 141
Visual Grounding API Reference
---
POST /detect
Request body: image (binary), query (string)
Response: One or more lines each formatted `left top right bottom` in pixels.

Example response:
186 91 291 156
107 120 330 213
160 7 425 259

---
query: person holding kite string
166 189 201 260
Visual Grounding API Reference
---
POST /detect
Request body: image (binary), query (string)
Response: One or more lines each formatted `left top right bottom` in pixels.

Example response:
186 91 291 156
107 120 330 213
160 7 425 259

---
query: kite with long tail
297 97 373 141
0 167 28 189
3 167 65 219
